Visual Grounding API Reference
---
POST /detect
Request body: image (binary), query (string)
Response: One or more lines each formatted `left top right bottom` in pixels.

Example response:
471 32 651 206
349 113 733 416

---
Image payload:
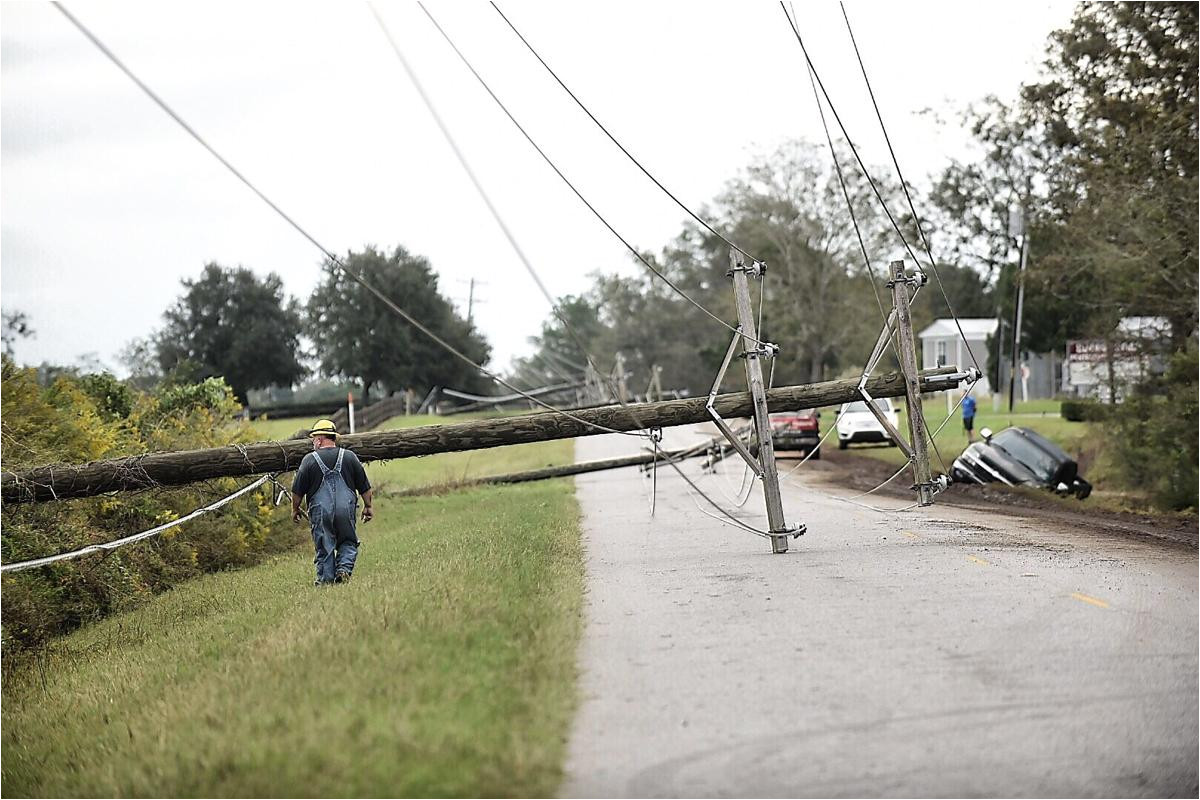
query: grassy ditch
2 433 584 797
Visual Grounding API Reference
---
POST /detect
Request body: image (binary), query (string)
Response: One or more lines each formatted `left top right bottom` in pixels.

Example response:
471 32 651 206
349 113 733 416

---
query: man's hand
292 510 303 524
361 505 374 523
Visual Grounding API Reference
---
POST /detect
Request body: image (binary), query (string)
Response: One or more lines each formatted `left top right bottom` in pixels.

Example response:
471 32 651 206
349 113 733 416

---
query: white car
836 398 900 449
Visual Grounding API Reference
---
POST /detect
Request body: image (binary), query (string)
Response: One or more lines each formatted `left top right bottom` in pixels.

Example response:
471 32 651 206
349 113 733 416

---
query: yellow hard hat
309 419 339 439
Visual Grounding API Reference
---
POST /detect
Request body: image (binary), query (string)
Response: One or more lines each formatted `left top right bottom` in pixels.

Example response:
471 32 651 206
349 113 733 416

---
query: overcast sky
1 0 1076 376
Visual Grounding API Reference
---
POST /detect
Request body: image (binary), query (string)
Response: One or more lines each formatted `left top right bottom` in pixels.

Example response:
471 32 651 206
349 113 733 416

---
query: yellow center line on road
1070 592 1110 609
967 555 990 566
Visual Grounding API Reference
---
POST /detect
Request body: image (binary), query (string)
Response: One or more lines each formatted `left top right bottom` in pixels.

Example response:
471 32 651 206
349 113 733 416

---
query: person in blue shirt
961 390 977 443
291 419 374 585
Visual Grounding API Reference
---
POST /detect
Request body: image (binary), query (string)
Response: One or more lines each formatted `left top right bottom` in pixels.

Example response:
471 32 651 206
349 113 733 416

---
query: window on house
936 340 947 366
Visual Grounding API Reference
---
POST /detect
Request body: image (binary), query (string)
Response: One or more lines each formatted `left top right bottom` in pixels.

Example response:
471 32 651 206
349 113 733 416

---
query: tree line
512 3 1195 509
124 245 490 406
509 141 991 398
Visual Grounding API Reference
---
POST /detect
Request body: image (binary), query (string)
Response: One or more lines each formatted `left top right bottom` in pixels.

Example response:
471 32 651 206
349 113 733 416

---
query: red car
769 409 821 459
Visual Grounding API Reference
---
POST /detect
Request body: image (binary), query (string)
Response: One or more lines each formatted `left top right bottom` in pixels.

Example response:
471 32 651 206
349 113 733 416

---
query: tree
932 3 1197 508
155 264 306 403
2 310 34 358
1023 2 1198 349
119 336 164 391
932 4 1198 357
306 246 490 404
517 140 965 397
510 294 600 390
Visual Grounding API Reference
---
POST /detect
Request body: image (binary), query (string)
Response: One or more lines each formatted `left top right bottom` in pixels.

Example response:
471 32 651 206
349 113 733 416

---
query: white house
918 318 997 395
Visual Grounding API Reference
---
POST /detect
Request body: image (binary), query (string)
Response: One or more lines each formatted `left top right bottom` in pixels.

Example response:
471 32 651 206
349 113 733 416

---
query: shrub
78 372 135 421
0 360 302 650
1107 340 1199 511
1061 398 1110 422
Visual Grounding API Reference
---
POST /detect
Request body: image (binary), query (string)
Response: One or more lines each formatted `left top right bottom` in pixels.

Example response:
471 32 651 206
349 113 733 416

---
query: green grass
2 435 583 797
825 397 1084 465
370 415 576 492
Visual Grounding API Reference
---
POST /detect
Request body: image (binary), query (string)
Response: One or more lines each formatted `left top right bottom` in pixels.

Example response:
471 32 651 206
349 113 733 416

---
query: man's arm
360 488 374 522
291 455 311 524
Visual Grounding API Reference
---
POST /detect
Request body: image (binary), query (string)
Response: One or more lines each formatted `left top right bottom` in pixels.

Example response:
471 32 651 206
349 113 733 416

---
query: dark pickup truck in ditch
950 426 1092 499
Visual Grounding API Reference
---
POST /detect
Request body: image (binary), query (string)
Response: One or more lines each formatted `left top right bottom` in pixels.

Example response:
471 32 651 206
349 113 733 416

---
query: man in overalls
291 419 374 585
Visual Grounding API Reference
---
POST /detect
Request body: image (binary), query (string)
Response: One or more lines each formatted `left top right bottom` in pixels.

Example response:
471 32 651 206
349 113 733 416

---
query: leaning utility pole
728 250 792 553
888 260 935 506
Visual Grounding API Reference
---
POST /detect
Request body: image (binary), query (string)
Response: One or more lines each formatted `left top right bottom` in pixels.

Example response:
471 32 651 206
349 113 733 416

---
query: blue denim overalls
308 447 359 584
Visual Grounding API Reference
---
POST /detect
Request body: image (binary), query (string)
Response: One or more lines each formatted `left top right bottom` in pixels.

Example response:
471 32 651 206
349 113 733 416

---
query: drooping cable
838 1 984 378
409 4 794 535
490 1 763 264
1 474 272 573
416 2 765 347
777 4 924 273
780 2 963 483
367 2 632 413
51 2 636 439
368 4 653 435
787 4 889 329
397 2 792 532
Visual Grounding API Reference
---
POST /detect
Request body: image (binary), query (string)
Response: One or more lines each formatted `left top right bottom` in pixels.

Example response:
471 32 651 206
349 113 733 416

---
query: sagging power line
50 2 640 442
412 2 768 349
490 1 764 265
21 4 990 554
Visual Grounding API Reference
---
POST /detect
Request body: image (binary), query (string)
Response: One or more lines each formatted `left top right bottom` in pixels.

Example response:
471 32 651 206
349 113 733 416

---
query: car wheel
811 447 821 460
838 439 848 450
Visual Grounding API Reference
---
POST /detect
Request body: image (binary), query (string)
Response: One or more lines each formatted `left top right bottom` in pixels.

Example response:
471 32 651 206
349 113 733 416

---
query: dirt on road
786 446 1198 549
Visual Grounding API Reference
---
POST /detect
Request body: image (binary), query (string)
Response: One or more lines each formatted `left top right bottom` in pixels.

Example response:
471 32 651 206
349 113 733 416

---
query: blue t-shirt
962 395 977 419
291 447 371 503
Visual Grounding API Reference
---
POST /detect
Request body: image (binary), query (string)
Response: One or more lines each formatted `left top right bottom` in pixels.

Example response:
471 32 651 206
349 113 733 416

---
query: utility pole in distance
457 277 486 327
1008 205 1028 413
613 352 629 404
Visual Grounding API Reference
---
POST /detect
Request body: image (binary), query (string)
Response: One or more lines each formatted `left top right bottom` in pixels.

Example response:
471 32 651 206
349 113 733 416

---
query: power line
376 5 766 535
838 1 983 377
415 2 764 347
490 1 762 264
367 2 649 438
51 1 637 439
776 3 924 272
409 4 783 532
1 474 272 573
786 4 890 328
778 2 960 478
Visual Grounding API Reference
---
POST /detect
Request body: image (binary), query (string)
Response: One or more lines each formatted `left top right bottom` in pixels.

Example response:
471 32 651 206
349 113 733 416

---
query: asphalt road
561 426 1198 798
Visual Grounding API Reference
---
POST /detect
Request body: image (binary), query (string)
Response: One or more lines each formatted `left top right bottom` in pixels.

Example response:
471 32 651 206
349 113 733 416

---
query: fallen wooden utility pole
1 367 964 503
389 440 712 497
